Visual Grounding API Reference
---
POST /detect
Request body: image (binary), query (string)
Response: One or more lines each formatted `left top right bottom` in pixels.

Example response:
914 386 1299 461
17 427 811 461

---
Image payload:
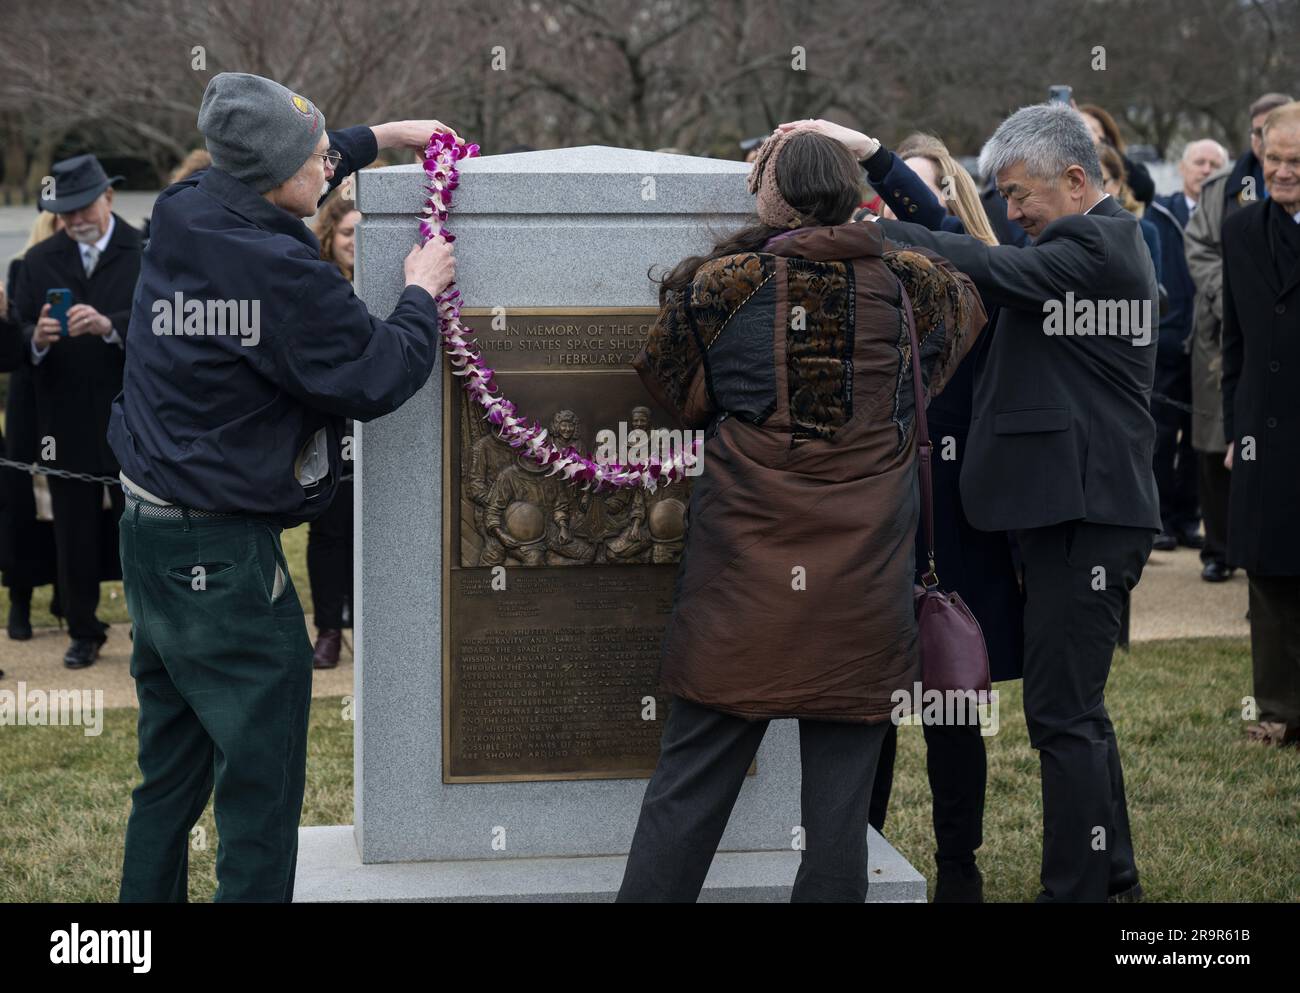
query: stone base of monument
343 149 930 906
294 825 926 903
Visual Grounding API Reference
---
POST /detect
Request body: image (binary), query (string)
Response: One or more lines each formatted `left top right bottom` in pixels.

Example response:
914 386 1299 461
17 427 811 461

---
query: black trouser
1246 574 1300 728
306 480 353 630
869 720 987 869
618 696 891 902
48 476 124 640
1152 364 1199 534
1017 520 1151 903
1197 451 1231 567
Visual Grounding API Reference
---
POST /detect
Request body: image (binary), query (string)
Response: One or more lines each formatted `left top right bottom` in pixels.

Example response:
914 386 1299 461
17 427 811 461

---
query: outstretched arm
862 146 964 233
883 245 987 402
879 216 1108 314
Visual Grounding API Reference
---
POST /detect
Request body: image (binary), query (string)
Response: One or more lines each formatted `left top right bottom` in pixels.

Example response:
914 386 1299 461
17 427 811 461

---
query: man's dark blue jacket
1146 191 1196 365
109 125 440 525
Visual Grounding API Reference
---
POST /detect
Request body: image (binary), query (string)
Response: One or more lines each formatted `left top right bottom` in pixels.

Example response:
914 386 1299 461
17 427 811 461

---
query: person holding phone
11 153 142 670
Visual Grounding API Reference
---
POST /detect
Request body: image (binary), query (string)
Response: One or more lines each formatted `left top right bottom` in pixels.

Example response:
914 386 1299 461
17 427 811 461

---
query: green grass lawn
1 635 1296 902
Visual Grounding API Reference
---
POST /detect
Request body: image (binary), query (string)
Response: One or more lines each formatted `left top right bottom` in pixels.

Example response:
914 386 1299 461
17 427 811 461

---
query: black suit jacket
1221 200 1300 574
881 195 1161 532
12 214 143 475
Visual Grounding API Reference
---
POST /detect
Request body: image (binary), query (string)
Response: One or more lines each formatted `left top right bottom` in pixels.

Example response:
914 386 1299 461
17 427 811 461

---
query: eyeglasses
314 150 343 169
1251 127 1265 140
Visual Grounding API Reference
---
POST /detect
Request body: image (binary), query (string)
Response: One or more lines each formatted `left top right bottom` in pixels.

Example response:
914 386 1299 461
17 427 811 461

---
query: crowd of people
0 70 1296 903
0 147 359 671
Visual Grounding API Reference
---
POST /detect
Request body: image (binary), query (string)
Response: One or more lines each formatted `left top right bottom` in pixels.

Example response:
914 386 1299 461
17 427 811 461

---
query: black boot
934 860 984 903
8 596 32 641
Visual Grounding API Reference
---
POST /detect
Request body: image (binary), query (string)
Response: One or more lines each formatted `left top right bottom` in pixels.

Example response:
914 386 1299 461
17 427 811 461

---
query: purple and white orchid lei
419 131 700 492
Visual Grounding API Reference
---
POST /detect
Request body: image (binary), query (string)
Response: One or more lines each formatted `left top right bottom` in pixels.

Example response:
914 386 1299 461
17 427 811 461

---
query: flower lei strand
419 131 700 492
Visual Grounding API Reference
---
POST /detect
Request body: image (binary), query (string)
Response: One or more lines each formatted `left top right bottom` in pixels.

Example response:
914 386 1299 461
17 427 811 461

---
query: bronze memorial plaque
443 307 694 782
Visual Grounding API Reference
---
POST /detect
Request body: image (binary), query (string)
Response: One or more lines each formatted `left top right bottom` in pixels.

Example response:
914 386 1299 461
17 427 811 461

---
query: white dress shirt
1084 193 1111 215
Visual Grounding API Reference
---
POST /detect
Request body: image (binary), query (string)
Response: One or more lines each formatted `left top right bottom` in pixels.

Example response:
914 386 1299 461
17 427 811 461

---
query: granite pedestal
295 145 926 902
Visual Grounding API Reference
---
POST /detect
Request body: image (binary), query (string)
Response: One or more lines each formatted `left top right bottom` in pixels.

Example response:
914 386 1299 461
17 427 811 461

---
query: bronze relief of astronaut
463 404 691 567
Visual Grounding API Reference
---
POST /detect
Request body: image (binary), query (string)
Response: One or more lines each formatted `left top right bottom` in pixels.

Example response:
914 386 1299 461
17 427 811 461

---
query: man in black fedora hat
11 153 142 669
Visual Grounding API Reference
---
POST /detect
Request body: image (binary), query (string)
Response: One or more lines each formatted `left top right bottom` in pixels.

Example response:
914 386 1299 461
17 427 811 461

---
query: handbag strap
896 277 938 587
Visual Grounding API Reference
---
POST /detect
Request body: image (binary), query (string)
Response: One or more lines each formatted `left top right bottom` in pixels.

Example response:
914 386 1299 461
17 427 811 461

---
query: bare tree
1 0 1296 203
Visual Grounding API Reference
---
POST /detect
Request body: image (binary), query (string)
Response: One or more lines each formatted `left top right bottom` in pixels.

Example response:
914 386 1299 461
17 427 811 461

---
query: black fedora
39 154 123 214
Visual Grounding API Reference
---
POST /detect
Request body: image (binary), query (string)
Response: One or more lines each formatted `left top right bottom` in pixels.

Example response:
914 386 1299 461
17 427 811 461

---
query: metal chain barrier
0 456 353 486
1150 392 1214 417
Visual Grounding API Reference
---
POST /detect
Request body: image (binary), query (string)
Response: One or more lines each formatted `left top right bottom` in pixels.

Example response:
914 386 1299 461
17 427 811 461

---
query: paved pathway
0 545 1248 709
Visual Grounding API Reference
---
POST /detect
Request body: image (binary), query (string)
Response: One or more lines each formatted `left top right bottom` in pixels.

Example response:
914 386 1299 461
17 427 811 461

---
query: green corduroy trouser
118 500 314 902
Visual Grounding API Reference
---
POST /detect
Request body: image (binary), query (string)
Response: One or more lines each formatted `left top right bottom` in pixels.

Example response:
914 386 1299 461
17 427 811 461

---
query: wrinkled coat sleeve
1184 175 1226 325
881 245 987 401
881 216 1108 314
244 262 442 422
1220 225 1242 445
633 285 713 429
0 297 24 371
863 146 965 234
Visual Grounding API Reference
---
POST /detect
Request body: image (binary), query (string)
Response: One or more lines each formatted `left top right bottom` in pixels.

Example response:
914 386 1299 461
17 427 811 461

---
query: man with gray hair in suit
797 103 1159 902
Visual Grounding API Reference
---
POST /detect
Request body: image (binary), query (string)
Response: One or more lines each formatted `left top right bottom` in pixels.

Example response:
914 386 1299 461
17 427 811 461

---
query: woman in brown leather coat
618 126 985 902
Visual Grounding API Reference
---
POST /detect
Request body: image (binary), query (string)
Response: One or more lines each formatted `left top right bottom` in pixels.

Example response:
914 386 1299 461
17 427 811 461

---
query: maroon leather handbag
898 279 992 696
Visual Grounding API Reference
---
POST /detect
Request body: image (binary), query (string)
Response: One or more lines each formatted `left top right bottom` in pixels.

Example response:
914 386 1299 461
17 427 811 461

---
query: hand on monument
373 120 462 156
405 235 456 298
1224 442 1234 471
775 119 880 161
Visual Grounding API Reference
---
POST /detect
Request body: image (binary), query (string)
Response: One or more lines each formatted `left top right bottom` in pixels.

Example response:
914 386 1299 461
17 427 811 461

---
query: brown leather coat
635 222 985 722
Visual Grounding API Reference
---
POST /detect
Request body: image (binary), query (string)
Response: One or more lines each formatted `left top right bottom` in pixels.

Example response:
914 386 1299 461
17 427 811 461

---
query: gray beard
67 227 101 244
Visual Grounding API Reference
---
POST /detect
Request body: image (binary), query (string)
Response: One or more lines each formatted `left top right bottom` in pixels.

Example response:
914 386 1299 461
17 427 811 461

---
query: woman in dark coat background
307 193 360 668
861 133 1025 902
1 213 63 641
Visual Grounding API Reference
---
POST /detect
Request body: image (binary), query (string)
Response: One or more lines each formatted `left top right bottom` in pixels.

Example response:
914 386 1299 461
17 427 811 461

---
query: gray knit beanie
197 72 327 194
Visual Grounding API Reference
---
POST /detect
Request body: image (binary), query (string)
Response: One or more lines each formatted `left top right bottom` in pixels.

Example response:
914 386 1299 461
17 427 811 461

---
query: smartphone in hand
46 288 72 336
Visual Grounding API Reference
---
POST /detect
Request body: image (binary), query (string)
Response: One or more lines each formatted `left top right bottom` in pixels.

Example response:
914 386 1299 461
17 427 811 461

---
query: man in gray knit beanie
113 71 459 903
198 72 331 195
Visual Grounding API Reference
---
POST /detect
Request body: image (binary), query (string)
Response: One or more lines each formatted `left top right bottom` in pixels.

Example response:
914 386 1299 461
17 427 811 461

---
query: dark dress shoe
313 629 342 669
1152 531 1177 552
934 861 983 903
8 601 33 641
1201 561 1234 583
63 637 103 669
1175 528 1205 550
